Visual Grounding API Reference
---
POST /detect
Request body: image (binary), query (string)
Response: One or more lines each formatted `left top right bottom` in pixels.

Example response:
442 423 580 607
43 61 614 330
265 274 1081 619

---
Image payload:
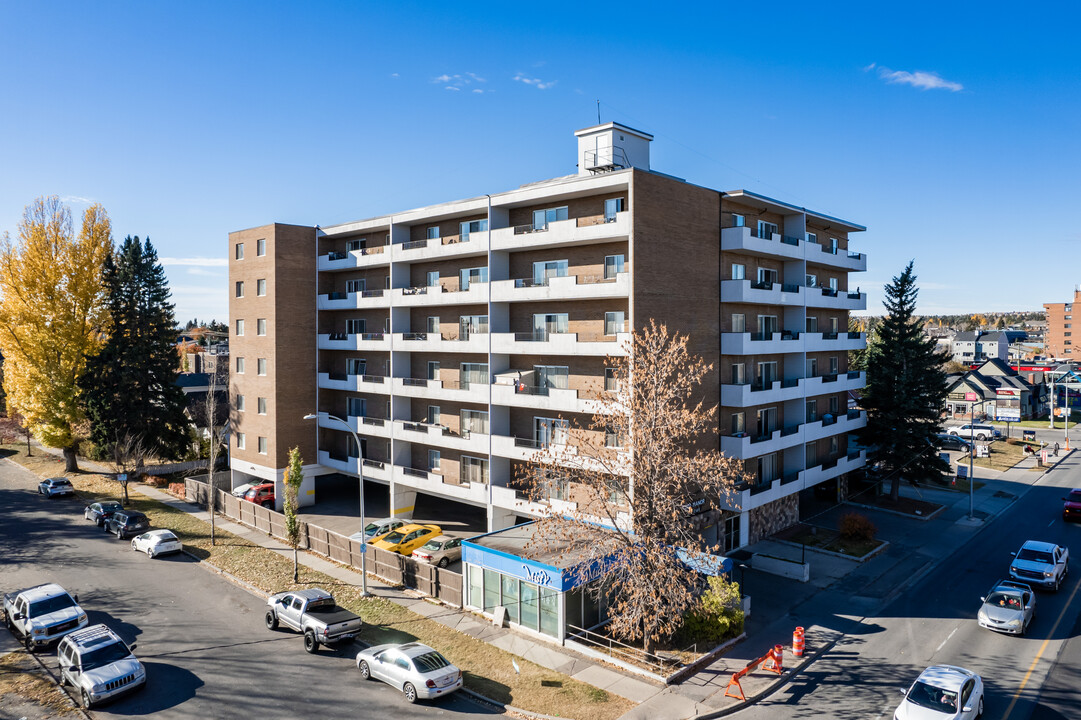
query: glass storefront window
484 569 499 613
520 582 539 631
501 575 520 625
540 588 559 637
468 566 483 609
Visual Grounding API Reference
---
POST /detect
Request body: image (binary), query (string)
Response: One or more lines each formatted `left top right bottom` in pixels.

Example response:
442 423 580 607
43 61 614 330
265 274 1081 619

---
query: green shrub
677 576 744 646
839 512 876 542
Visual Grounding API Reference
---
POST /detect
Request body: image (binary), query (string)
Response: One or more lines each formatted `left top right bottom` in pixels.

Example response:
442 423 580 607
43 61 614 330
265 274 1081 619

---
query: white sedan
131 529 182 558
895 665 983 719
356 642 463 703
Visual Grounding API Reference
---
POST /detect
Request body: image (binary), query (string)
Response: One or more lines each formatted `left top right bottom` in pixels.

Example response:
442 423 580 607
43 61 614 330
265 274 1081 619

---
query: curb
461 688 575 720
769 536 890 563
845 500 946 522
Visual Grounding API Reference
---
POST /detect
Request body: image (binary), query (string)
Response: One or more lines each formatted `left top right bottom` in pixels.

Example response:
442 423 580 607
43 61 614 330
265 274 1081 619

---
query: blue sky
1 1 1078 321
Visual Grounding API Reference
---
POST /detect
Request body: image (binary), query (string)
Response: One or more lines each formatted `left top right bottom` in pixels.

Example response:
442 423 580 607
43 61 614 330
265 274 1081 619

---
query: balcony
721 331 803 355
491 331 630 357
390 282 488 307
393 420 489 453
720 279 806 306
490 211 630 251
490 381 608 415
720 377 803 407
317 246 389 272
317 450 391 483
317 332 391 351
806 243 868 272
804 287 867 311
803 409 866 443
721 410 865 460
390 377 490 403
316 289 389 311
731 450 867 511
490 272 630 303
803 331 866 353
721 226 867 272
317 372 391 394
317 413 393 439
802 370 865 397
490 484 552 518
391 231 489 263
391 332 489 354
391 464 489 507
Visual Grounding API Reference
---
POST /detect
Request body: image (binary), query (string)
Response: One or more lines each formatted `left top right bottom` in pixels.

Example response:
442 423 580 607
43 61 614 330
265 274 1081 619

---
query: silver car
411 535 462 568
977 579 1035 635
131 529 183 558
57 624 145 709
39 477 74 497
350 517 407 543
356 642 463 703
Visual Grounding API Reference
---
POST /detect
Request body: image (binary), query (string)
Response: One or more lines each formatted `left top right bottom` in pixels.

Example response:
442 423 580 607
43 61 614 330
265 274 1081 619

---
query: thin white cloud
446 86 461 91
513 73 556 90
160 257 228 267
60 195 93 204
390 72 399 78
432 72 486 93
187 267 223 277
866 63 963 92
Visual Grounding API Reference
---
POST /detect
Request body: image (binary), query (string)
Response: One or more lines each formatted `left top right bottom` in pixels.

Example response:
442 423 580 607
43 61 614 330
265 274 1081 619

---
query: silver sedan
356 642 463 703
977 579 1035 636
131 529 183 558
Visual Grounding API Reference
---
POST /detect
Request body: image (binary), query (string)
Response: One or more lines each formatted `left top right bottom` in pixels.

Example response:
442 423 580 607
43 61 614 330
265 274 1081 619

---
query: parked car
411 535 462 568
349 517 407 544
894 665 983 719
38 477 74 497
947 424 999 441
131 529 182 558
1063 489 1081 523
1009 540 1069 591
356 642 463 703
370 523 442 556
243 483 275 509
977 579 1035 635
3 583 88 651
57 624 145 709
231 482 259 498
933 434 973 453
104 510 150 540
265 588 363 654
84 501 124 527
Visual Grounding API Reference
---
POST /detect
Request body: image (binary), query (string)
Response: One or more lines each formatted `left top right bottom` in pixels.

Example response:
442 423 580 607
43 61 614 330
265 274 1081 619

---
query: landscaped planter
752 552 810 582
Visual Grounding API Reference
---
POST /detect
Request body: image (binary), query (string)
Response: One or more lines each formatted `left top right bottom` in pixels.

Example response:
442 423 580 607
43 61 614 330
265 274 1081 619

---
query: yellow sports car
370 523 443 556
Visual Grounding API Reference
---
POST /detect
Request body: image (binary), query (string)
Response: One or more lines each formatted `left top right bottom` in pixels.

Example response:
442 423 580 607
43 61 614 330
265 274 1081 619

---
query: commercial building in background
1044 288 1081 360
227 123 868 550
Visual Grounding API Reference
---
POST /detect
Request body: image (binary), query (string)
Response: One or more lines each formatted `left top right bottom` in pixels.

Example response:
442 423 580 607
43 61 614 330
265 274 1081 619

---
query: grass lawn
1 446 633 720
0 651 77 717
962 440 1039 472
988 418 1077 429
778 523 885 558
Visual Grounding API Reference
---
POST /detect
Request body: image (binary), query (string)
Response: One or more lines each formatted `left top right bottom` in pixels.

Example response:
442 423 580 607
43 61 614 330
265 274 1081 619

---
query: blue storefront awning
677 547 733 576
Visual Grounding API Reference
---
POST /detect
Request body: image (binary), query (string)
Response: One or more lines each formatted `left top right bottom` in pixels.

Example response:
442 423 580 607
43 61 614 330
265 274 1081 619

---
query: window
604 254 625 279
346 358 366 376
805 442 817 468
347 397 366 417
757 315 777 336
828 237 838 254
462 409 489 435
757 220 778 239
459 218 488 239
829 396 839 415
258 437 267 454
253 237 265 256
756 267 778 285
830 436 839 454
731 263 745 280
235 243 244 260
731 412 745 435
531 313 567 337
534 365 569 390
533 206 568 231
829 356 838 374
604 368 619 392
426 226 439 240
236 394 245 412
461 456 489 484
758 453 777 483
257 358 267 375
346 278 365 293
723 514 742 553
605 426 622 448
732 363 746 385
807 358 818 377
605 311 626 335
1066 324 1072 329
732 314 746 333
235 281 244 298
460 267 488 289
533 260 568 285
459 314 488 338
427 405 440 425
258 397 267 415
534 417 569 447
346 239 365 252
806 316 818 333
427 361 440 380
731 213 745 227
756 361 777 387
756 407 776 436
236 357 245 374
829 277 838 291
604 197 625 221
257 318 266 336
257 278 266 296
428 450 441 471
427 271 440 287
501 574 520 624
426 316 440 334
806 273 818 288
806 399 817 422
830 316 839 332
235 319 244 336
346 318 365 335
236 433 245 450
805 232 817 244
460 362 489 389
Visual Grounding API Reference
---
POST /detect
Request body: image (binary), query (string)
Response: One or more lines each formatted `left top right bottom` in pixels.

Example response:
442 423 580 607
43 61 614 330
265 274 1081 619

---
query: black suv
104 510 149 539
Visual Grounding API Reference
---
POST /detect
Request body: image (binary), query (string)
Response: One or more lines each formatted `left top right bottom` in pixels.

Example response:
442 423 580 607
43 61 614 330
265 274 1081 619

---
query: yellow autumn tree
0 197 112 471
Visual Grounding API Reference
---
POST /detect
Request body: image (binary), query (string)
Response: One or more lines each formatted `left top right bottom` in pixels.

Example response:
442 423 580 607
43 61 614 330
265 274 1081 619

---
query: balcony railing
402 239 428 251
402 466 430 479
361 417 385 427
821 288 839 298
327 332 386 341
513 436 545 449
751 280 774 290
781 235 801 246
847 331 862 339
363 458 385 470
515 384 551 396
846 370 861 380
846 409 862 420
782 283 801 293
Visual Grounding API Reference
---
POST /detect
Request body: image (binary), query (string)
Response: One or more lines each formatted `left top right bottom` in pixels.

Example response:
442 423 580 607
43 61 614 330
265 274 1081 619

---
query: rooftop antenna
597 100 601 124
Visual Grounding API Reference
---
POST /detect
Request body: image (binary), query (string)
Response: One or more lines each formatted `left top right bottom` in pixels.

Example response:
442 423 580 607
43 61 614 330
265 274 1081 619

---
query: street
738 454 1081 719
0 458 491 719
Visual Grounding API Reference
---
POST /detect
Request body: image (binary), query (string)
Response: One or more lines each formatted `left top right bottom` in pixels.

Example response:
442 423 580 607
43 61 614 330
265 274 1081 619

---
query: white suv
57 624 146 709
948 424 999 441
1010 540 1069 592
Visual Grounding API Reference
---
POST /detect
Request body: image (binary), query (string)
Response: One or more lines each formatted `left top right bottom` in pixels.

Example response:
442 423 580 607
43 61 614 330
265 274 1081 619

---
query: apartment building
227 123 868 550
1044 288 1081 360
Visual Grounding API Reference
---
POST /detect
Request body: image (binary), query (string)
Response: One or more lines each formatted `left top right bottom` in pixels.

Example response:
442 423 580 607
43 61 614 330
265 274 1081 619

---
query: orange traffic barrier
793 627 805 657
725 645 782 701
763 644 783 675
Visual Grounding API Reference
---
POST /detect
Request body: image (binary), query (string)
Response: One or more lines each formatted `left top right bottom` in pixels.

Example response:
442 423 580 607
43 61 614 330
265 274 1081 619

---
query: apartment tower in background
1044 288 1081 360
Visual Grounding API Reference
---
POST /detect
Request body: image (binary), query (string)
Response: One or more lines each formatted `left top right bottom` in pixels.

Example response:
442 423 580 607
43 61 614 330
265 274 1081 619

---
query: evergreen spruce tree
81 236 190 460
857 262 950 501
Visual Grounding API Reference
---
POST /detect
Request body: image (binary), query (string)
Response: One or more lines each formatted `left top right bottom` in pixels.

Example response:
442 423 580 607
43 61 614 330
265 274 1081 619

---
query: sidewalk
620 449 1074 720
25 443 659 707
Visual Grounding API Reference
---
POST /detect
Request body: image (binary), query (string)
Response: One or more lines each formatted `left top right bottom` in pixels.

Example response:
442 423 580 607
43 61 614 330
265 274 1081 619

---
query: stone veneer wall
747 494 799 544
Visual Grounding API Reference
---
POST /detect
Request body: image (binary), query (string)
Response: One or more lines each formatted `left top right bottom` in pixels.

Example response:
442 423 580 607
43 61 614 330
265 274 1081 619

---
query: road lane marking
936 627 957 653
1002 573 1081 719
1048 519 1055 526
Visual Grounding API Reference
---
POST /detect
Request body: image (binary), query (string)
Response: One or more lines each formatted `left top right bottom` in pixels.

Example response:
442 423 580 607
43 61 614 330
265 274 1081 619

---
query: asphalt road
0 458 493 719
738 456 1081 720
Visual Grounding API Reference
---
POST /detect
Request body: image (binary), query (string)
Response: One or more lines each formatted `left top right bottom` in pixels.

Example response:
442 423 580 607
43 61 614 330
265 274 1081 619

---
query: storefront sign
996 406 1021 421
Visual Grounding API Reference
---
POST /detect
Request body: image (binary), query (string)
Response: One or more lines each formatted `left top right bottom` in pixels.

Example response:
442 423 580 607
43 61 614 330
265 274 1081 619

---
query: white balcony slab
721 332 803 355
803 411 866 443
802 372 866 398
391 333 489 354
731 450 867 512
721 380 805 407
490 272 630 303
490 485 553 518
391 283 489 307
317 248 390 272
317 291 390 311
391 464 489 507
317 333 391 351
490 382 607 415
720 279 806 306
393 420 489 453
390 377 490 403
318 413 393 439
317 450 391 484
391 232 489 263
490 212 629 252
720 226 804 261
805 290 867 311
803 332 867 353
317 373 392 394
491 332 629 357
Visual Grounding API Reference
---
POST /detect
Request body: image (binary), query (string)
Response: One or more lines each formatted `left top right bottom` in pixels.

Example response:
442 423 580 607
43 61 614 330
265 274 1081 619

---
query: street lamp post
964 393 991 521
304 412 370 596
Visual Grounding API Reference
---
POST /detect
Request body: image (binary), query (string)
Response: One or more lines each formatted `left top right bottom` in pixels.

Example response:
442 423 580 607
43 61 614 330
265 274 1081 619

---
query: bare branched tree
203 363 228 546
517 321 747 655
111 432 147 507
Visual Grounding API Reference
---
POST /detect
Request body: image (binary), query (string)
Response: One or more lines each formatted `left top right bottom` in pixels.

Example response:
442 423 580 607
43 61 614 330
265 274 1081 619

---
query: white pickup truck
3 583 88 651
265 588 363 654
